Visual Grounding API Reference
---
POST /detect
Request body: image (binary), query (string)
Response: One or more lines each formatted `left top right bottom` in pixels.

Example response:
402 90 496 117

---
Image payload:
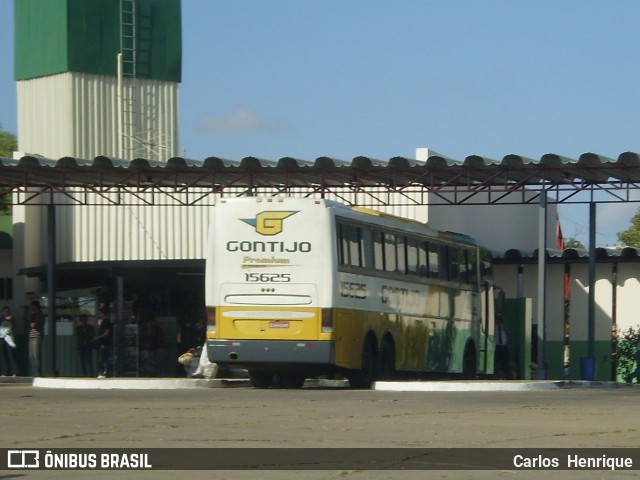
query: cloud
197 106 292 134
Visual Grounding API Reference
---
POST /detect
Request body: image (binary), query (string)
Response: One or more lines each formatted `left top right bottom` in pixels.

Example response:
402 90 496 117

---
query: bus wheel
379 337 395 380
275 373 306 389
462 342 477 380
248 371 274 388
348 337 377 389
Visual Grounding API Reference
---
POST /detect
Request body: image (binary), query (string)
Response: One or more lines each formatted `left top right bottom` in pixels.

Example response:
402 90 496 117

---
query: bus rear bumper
207 339 334 365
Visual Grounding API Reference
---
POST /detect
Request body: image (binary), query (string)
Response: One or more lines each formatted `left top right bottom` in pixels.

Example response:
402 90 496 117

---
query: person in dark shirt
76 314 95 377
494 313 512 379
93 310 113 378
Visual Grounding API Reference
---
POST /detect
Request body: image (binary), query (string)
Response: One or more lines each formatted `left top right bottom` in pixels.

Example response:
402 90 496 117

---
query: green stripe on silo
15 0 181 82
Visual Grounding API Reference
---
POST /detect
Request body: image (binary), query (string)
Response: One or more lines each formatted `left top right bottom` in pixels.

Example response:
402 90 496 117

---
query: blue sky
2 0 640 246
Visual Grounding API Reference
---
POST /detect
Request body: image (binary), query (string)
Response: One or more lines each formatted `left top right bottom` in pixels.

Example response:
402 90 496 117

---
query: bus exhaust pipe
229 352 239 360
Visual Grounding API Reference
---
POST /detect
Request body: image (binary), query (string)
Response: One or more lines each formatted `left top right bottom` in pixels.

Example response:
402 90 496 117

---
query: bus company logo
7 450 39 468
240 211 298 236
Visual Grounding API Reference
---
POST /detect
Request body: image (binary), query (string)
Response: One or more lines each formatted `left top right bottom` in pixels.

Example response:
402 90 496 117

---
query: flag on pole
555 218 565 251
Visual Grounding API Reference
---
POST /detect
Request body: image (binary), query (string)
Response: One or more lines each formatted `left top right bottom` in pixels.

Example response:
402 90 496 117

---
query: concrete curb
32 377 249 389
0 376 33 384
374 380 633 391
8 377 636 390
30 377 349 390
374 380 561 391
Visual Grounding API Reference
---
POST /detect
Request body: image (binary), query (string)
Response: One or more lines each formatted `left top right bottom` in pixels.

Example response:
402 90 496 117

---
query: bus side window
360 228 374 269
468 249 479 285
407 238 419 276
384 233 397 273
418 241 428 277
397 236 407 274
448 247 460 282
374 231 385 271
338 223 349 266
429 242 439 278
348 226 361 268
461 250 470 284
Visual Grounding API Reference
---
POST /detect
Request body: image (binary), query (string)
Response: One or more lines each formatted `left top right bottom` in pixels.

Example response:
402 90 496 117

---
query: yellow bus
205 197 496 388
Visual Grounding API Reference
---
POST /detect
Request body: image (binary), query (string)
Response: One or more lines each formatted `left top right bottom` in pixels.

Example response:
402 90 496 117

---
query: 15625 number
245 273 291 283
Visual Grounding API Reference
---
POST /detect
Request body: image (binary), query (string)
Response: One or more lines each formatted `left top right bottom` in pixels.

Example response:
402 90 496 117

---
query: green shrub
616 326 639 381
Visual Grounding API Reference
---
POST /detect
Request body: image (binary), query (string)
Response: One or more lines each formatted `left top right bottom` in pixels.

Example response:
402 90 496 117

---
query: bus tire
379 337 396 380
249 370 274 388
462 342 477 380
348 336 377 389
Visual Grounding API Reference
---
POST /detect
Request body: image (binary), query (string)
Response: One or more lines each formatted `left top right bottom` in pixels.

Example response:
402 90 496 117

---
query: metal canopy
2 152 640 206
4 151 632 381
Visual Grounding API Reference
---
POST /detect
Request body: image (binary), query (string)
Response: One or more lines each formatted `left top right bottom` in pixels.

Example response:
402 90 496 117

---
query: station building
3 0 638 381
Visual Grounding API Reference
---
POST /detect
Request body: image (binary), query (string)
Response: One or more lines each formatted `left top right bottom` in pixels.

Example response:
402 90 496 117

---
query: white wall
17 72 178 161
415 147 560 255
426 197 560 256
571 264 614 343
616 264 640 333
496 261 620 341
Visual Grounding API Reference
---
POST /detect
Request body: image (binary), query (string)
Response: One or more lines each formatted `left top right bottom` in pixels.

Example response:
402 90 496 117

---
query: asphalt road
1 384 638 480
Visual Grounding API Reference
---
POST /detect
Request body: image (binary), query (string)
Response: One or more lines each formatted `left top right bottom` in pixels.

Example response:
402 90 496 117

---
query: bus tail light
206 306 216 334
321 308 333 333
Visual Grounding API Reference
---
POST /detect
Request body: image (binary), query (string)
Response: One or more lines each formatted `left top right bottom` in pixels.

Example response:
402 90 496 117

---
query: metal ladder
119 0 137 159
118 0 169 161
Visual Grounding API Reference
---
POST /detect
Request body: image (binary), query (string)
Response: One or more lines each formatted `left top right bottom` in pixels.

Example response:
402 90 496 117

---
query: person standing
93 310 113 378
0 306 18 376
29 301 45 377
75 314 95 377
494 313 512 379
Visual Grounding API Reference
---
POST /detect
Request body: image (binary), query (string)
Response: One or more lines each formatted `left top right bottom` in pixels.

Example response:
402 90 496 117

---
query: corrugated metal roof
494 247 640 263
2 152 640 204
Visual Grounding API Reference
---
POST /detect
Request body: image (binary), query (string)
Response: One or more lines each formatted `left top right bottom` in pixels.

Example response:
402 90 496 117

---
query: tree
617 208 640 247
0 124 16 215
616 326 640 382
564 237 585 250
0 124 17 158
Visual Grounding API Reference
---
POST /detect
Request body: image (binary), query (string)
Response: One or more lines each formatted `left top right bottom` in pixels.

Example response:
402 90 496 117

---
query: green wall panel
544 341 565 380
568 341 613 382
15 0 181 82
66 0 120 77
15 0 69 80
504 298 532 380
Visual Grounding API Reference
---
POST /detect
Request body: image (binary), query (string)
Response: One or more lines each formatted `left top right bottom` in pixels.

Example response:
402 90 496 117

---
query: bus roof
216 197 486 249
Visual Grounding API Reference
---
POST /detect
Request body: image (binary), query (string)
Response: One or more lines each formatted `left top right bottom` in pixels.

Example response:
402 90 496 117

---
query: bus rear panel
205 198 336 379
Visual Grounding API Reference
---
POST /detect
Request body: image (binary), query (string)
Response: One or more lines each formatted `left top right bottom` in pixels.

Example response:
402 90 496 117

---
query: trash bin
580 356 595 381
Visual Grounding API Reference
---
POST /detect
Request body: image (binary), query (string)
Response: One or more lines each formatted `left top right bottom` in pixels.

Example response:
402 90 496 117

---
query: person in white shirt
0 306 18 376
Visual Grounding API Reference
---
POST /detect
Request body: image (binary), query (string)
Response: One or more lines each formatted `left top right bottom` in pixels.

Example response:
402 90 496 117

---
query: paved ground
0 381 638 479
